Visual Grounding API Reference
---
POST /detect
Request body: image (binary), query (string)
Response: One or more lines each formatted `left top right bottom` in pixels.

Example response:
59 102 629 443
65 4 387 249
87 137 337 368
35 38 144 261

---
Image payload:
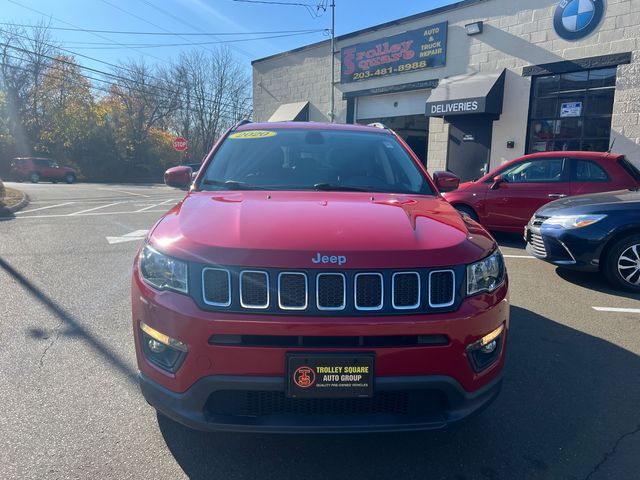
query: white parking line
15 202 75 214
134 198 177 212
502 254 535 259
69 202 124 215
97 188 150 198
592 307 640 314
13 210 167 219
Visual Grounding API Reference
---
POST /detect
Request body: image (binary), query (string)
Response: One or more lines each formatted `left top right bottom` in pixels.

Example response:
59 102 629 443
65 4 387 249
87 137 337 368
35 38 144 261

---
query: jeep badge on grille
312 253 347 266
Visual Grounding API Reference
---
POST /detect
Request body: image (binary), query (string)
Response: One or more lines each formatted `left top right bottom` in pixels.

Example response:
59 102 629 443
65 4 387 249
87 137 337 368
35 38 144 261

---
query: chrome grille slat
316 273 346 310
530 232 547 257
392 272 420 309
429 270 455 308
202 268 231 307
240 271 269 309
278 272 308 310
354 273 384 311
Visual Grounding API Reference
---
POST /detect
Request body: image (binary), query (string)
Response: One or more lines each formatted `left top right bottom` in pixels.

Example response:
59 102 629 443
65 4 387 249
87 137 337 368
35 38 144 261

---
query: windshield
198 129 433 195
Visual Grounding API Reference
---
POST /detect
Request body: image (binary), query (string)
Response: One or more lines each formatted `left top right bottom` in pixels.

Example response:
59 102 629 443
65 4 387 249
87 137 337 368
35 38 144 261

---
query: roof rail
367 122 389 130
232 119 253 130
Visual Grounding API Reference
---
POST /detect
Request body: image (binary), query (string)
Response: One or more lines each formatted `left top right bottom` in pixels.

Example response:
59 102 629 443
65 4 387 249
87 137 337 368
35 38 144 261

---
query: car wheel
603 234 640 292
454 204 479 222
30 172 40 183
65 173 76 184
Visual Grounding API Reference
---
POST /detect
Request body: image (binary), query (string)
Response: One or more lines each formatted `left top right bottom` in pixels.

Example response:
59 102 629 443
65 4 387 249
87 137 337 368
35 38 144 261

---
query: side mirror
164 166 192 190
490 174 505 190
433 171 460 192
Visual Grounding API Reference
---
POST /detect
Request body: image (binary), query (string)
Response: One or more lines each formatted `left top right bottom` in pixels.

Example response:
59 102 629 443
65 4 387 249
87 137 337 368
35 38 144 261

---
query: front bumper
132 268 509 432
525 223 607 271
140 371 503 433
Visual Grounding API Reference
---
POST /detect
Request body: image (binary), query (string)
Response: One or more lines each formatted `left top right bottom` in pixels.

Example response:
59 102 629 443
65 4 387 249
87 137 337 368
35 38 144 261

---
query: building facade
252 0 640 180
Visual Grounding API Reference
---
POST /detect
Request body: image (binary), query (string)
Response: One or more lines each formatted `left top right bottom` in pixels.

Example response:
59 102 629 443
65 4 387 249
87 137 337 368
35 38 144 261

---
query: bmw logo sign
554 0 605 40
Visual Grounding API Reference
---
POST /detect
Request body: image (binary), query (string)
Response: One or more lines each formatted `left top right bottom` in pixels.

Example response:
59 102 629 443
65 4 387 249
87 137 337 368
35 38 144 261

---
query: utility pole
329 0 335 122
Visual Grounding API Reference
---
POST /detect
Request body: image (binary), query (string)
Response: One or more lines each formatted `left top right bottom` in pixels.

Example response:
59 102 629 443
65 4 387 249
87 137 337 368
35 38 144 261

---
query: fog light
140 321 187 372
480 340 497 354
140 321 187 352
467 323 505 372
148 339 166 353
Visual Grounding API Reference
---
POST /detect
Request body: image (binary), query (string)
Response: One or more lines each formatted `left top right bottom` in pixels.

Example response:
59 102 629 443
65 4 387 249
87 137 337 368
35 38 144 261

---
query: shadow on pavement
157 306 640 479
556 268 640 301
0 205 16 220
0 256 138 384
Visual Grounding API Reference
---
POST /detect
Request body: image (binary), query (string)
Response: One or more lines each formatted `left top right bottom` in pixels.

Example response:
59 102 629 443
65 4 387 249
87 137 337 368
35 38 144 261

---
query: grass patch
0 187 25 209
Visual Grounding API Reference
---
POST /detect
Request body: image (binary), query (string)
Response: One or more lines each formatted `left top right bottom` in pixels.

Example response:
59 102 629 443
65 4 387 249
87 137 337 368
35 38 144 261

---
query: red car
9 157 77 184
443 151 640 233
132 122 509 433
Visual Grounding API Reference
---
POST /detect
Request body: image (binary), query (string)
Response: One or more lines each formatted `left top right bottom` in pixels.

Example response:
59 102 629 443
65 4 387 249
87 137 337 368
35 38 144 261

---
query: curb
2 190 30 214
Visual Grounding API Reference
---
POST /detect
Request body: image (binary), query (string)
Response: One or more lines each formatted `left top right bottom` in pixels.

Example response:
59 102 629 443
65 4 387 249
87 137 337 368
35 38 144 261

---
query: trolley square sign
340 22 448 84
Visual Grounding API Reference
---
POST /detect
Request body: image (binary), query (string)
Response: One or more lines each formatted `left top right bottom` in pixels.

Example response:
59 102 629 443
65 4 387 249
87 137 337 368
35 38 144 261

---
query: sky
1 0 459 73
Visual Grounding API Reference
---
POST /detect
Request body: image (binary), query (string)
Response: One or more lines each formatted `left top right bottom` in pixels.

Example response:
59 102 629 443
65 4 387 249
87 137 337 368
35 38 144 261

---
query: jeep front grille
200 267 460 315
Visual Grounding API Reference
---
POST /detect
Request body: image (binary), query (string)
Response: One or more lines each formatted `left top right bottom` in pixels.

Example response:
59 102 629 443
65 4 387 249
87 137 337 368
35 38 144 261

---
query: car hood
149 191 495 269
537 188 640 216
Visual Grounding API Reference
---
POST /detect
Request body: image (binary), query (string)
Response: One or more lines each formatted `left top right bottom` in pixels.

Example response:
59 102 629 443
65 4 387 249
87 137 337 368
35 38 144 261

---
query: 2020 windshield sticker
229 130 277 139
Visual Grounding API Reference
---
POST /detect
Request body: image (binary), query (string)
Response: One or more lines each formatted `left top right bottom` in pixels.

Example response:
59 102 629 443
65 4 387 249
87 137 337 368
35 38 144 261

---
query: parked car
9 157 77 184
0 177 5 200
443 152 640 233
525 187 640 292
133 121 509 433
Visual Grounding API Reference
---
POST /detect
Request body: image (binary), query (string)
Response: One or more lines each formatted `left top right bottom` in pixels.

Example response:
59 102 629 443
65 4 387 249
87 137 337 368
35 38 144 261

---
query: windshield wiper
201 179 265 190
312 183 370 192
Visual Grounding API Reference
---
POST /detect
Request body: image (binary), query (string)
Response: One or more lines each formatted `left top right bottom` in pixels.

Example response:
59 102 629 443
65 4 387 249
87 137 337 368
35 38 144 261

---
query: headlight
139 244 188 294
543 214 607 229
467 250 506 296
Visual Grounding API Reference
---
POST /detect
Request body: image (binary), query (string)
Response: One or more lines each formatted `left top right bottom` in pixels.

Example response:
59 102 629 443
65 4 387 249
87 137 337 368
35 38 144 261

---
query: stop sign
173 137 188 152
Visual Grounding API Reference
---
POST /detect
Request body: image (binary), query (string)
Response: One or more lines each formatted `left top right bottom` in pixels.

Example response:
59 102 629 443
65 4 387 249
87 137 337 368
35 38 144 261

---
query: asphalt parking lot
1 181 639 480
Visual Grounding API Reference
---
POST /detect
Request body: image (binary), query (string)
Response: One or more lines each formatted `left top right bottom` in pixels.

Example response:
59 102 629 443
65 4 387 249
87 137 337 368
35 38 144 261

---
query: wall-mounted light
465 21 483 36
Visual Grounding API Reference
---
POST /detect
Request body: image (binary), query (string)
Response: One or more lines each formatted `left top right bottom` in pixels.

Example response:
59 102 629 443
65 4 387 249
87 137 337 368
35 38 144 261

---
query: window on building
527 67 617 154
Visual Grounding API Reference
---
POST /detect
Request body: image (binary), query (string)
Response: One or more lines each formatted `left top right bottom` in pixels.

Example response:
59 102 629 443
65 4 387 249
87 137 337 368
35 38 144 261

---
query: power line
64 31 325 49
0 23 324 36
0 57 245 124
0 40 249 115
132 0 254 58
6 0 171 65
231 0 328 19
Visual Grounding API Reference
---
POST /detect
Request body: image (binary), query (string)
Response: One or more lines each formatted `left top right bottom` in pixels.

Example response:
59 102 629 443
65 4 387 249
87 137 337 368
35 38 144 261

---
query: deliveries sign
341 22 447 84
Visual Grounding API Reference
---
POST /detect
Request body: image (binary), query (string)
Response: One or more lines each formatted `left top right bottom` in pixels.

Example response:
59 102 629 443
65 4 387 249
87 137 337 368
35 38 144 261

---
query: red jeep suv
10 157 77 184
132 122 509 432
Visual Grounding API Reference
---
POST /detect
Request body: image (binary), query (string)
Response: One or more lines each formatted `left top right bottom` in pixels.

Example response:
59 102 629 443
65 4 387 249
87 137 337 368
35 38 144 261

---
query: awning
268 101 310 122
425 69 506 117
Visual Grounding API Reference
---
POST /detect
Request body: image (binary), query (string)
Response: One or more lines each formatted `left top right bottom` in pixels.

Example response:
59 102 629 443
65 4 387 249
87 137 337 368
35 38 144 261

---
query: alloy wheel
618 243 640 286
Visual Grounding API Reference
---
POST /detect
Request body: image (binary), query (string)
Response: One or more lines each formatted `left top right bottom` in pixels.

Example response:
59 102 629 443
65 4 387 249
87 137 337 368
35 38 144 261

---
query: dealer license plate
286 354 374 399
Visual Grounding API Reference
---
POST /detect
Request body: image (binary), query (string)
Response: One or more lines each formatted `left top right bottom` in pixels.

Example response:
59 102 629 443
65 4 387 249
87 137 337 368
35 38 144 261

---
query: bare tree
174 47 252 161
109 59 183 164
0 22 59 154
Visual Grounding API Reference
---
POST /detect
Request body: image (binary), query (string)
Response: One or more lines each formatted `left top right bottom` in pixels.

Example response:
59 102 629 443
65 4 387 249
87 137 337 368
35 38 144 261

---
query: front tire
30 172 40 183
603 234 640 292
65 173 76 184
454 204 479 222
